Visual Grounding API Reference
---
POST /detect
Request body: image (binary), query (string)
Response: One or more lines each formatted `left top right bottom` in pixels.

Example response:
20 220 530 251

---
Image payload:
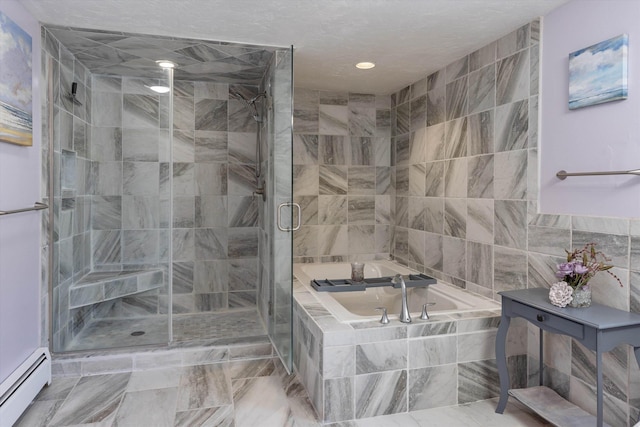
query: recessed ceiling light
356 61 376 70
156 60 176 69
146 85 171 94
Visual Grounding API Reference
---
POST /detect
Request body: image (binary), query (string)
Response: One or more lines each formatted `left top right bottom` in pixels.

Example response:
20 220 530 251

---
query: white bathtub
293 260 500 322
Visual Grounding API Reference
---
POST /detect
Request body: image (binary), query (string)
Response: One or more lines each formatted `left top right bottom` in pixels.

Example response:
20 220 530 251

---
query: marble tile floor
16 356 551 427
65 310 267 352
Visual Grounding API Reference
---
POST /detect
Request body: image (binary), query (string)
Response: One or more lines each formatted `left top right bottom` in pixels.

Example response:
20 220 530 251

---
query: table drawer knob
536 314 544 322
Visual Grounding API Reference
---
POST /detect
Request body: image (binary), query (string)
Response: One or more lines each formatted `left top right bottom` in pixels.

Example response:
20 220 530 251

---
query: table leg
539 329 544 386
495 312 511 414
596 348 603 427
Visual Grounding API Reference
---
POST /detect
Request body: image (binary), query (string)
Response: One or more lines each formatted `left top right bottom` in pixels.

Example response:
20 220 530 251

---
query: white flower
549 281 574 308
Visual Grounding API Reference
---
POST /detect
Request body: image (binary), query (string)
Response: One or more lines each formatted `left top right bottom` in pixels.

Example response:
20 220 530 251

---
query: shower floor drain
130 331 145 336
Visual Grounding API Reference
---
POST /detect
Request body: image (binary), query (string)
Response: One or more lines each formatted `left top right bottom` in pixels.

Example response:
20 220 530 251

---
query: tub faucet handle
375 307 390 324
420 302 436 320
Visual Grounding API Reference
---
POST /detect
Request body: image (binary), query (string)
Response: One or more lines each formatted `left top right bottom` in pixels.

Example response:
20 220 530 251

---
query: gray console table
495 288 640 427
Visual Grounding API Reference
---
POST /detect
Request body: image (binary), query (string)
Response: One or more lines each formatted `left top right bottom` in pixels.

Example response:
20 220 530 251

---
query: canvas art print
0 11 32 146
569 34 628 110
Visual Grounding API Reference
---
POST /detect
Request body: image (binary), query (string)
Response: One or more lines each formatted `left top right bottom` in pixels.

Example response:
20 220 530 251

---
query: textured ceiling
46 25 278 83
19 0 570 94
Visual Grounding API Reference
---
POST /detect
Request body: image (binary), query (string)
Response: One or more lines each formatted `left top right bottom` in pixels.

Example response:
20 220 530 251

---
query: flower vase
569 286 591 308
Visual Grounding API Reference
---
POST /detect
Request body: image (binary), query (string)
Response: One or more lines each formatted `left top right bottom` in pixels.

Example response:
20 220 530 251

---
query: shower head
249 92 267 103
232 91 267 123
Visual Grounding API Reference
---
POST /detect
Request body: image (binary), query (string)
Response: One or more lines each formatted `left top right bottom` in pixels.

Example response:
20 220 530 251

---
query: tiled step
69 269 164 309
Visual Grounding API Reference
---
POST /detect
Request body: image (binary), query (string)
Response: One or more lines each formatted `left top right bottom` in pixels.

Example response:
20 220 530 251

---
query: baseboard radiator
0 348 51 426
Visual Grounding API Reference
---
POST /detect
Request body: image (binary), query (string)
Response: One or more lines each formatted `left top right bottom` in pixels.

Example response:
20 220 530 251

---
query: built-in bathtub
294 260 500 322
292 260 527 424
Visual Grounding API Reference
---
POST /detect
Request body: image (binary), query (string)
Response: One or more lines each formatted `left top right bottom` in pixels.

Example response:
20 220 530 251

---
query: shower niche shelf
311 274 435 292
61 149 76 192
69 269 164 309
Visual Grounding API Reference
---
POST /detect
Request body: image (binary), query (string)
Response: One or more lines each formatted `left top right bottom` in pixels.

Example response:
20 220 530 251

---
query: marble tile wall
293 90 392 262
292 283 527 423
90 73 170 280
387 19 640 426
42 28 94 350
391 22 537 292
88 76 262 318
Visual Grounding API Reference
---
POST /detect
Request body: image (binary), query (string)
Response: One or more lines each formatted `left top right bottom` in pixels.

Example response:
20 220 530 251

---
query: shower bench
68 269 164 309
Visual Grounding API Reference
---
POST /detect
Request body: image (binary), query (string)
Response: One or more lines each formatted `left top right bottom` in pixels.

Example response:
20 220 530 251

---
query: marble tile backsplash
293 91 392 262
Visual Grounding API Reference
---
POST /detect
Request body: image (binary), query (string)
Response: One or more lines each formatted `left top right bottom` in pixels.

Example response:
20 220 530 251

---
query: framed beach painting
569 34 628 110
0 10 32 146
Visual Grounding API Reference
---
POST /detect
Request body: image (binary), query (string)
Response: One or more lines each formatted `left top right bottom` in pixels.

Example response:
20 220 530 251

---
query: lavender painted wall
0 0 42 384
540 0 640 217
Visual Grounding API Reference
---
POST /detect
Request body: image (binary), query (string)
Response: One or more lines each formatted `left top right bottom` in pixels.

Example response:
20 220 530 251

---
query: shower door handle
277 202 301 232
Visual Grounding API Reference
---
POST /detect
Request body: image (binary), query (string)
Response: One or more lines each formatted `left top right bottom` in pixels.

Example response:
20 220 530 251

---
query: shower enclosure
42 26 293 369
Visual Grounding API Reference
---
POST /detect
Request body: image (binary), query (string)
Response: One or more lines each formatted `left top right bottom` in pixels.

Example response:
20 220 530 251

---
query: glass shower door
269 47 294 371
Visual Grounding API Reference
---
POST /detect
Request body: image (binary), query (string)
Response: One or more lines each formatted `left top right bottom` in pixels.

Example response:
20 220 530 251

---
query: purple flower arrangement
555 243 622 291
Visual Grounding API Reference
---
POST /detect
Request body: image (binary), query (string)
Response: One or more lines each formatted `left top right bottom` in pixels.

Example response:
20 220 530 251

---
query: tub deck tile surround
355 370 408 418
323 345 356 379
409 335 458 368
407 319 457 337
353 322 407 344
356 340 408 374
293 277 527 424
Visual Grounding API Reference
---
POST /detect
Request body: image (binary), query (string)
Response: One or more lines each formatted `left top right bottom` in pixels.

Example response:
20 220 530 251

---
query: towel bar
556 169 640 180
0 202 49 216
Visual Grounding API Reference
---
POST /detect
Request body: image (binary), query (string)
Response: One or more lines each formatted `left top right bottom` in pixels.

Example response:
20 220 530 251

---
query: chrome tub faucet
392 274 412 323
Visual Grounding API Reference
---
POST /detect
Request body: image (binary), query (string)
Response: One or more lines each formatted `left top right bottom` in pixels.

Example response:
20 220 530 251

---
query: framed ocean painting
568 34 628 110
0 11 32 146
